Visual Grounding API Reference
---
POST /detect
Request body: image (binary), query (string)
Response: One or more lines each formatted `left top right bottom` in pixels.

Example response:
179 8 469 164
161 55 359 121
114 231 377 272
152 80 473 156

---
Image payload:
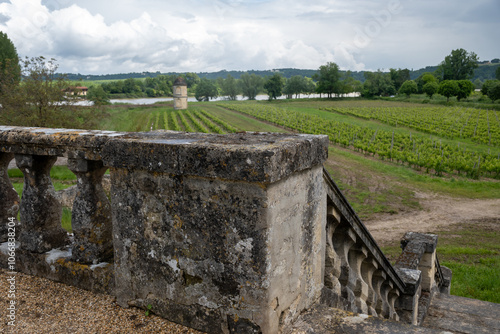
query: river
74 93 360 106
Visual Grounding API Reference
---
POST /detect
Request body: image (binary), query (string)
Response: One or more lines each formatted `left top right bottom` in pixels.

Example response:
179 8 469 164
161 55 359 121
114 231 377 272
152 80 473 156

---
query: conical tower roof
173 77 187 86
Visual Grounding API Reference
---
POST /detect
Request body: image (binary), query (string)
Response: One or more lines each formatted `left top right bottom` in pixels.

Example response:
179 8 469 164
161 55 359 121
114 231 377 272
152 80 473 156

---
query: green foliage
438 80 460 102
456 80 474 101
496 67 500 80
145 304 153 317
0 32 20 90
362 71 396 97
284 75 306 98
439 48 479 80
390 68 410 91
398 80 418 97
264 73 284 100
481 80 500 101
220 74 239 100
239 73 263 100
87 85 110 105
194 78 218 102
0 56 102 129
415 72 438 93
340 71 362 96
221 101 500 179
314 62 341 98
423 81 439 99
182 73 200 88
101 75 174 97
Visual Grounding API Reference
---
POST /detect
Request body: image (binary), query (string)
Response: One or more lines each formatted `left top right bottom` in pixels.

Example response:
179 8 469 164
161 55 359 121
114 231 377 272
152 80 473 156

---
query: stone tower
173 77 188 110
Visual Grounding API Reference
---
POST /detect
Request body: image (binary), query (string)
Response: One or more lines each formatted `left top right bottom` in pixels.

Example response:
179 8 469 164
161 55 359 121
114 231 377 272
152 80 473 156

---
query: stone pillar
395 268 422 325
100 132 329 334
419 248 437 292
0 153 20 242
15 154 66 253
68 158 112 263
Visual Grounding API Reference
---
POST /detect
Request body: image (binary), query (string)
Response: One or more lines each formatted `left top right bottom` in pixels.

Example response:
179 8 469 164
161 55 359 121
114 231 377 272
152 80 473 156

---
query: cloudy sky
0 0 498 74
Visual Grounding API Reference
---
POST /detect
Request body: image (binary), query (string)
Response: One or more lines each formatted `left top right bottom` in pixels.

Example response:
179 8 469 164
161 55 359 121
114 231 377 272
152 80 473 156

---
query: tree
264 73 284 100
390 68 410 91
362 71 395 97
456 80 474 101
303 77 317 97
438 48 478 80
194 78 218 101
415 72 437 93
487 82 500 101
340 71 362 96
239 73 263 100
398 80 418 97
423 81 439 99
0 57 101 128
0 32 20 97
496 67 500 80
481 79 500 101
313 62 341 98
221 74 239 100
87 85 110 105
183 73 200 88
438 80 459 102
283 75 306 99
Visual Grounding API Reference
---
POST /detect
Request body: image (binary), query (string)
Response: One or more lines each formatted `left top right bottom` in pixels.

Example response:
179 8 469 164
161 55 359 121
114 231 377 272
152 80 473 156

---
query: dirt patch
364 194 500 248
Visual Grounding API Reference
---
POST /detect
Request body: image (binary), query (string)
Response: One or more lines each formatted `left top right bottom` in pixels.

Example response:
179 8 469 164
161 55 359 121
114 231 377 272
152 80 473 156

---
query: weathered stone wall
0 127 329 334
109 165 325 333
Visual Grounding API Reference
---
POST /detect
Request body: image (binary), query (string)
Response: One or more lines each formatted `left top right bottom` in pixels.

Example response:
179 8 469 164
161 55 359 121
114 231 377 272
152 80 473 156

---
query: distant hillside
62 62 499 83
410 63 500 81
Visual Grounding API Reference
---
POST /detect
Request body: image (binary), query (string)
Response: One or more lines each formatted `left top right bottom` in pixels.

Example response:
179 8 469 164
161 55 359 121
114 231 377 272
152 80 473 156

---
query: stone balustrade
322 170 404 321
0 126 451 333
321 169 451 326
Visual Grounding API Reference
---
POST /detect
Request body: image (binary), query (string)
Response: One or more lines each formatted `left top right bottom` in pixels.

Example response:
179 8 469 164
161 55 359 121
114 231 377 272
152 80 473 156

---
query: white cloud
0 0 498 74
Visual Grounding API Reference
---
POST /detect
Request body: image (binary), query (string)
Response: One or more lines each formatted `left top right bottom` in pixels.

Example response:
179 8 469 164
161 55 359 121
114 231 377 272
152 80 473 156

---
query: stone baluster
325 214 341 292
15 154 66 253
372 270 387 318
68 158 112 263
347 244 369 314
377 280 394 318
388 288 400 321
361 257 379 316
331 224 356 311
0 153 20 242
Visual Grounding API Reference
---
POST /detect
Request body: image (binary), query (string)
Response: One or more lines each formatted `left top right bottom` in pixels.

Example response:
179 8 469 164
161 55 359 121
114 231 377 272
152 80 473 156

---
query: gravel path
0 268 204 334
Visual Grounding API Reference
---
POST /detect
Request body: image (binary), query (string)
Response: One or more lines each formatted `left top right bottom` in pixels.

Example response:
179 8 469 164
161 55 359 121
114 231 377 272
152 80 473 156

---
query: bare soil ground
365 193 500 248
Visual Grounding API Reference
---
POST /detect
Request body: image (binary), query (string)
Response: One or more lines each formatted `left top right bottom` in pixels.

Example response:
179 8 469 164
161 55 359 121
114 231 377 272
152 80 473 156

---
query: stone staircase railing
322 168 451 326
0 126 451 333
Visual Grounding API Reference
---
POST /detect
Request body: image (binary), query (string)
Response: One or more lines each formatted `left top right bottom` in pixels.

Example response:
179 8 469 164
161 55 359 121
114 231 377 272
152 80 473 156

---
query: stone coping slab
0 126 328 183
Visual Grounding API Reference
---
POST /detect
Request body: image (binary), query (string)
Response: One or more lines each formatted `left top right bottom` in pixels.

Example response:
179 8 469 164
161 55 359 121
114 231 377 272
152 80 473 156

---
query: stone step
421 294 500 334
284 304 446 334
